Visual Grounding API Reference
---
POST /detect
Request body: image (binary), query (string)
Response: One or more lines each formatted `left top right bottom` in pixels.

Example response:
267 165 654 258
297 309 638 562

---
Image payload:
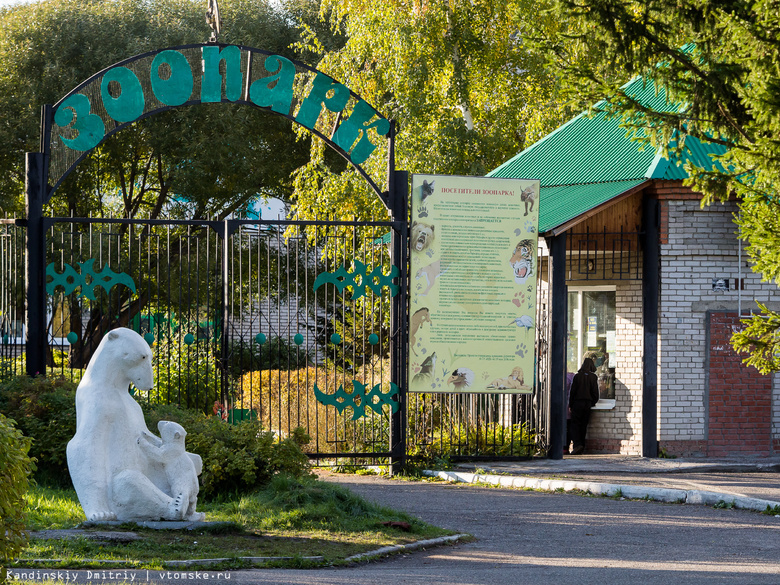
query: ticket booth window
567 287 616 404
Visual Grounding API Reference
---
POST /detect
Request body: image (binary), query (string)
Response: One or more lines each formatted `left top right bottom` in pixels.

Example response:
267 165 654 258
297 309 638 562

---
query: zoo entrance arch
25 42 409 466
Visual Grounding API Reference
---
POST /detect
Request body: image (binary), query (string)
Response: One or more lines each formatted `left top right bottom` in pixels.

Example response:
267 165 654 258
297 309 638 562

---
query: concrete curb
164 556 324 568
17 556 325 568
344 534 469 563
79 520 233 530
423 470 780 514
18 536 468 569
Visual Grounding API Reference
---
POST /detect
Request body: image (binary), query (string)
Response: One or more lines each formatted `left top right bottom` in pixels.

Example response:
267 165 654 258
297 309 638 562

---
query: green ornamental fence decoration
313 381 400 420
313 260 400 299
46 260 137 300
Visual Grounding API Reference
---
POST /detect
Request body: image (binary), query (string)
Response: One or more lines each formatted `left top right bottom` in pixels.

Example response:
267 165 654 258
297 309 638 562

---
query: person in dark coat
568 357 599 455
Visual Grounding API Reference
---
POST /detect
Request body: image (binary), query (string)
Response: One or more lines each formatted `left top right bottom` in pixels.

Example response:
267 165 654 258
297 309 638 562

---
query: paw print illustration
516 342 528 358
513 291 527 308
524 220 536 233
514 228 523 237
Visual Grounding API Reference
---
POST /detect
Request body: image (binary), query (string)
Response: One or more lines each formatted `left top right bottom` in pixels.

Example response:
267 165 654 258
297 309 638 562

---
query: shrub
142 403 312 500
149 336 221 413
435 421 536 457
0 414 34 583
226 336 306 378
0 376 77 487
236 366 395 455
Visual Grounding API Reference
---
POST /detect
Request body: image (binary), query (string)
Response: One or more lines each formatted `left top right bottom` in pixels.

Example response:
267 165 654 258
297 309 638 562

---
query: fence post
220 220 232 410
25 152 47 377
389 123 408 474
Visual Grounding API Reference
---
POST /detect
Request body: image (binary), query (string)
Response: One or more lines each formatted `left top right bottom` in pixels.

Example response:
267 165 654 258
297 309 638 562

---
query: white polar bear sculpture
66 328 205 522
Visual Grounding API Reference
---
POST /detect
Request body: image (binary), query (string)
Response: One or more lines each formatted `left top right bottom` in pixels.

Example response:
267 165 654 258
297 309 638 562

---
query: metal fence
2 215 549 462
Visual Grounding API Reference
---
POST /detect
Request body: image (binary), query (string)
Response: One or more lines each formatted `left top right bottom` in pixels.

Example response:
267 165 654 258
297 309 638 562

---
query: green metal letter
54 94 105 152
151 50 194 106
101 67 145 123
201 45 242 103
249 54 295 114
332 99 390 164
295 73 350 129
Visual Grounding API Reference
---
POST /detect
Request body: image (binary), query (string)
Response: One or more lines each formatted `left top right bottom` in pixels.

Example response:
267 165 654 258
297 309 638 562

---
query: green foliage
142 403 313 500
238 366 395 454
538 0 780 370
0 376 77 488
0 0 311 216
435 422 536 458
0 414 34 582
288 0 570 226
732 306 780 375
227 336 306 378
149 336 222 413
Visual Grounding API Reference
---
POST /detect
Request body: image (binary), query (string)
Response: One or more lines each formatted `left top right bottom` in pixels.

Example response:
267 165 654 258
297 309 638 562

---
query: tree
537 0 780 373
285 0 571 223
0 0 310 218
0 0 315 366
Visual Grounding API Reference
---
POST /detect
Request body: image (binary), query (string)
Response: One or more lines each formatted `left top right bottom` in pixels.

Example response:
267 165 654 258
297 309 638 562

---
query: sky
0 0 34 7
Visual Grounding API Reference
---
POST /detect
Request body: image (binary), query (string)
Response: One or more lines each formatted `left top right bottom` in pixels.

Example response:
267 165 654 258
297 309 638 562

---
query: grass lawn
18 474 454 570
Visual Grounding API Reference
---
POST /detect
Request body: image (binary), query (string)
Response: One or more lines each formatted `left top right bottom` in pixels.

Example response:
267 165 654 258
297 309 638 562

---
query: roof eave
542 180 651 236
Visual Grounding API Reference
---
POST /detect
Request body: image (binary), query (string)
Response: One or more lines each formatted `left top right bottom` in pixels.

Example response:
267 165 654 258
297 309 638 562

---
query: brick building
490 76 780 458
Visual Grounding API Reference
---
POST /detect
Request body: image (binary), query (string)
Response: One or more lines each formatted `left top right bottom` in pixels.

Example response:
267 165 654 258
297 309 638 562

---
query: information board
409 174 540 393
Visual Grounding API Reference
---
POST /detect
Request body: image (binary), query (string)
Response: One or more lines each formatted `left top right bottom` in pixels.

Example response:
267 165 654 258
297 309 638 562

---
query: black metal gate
2 214 550 462
37 215 406 462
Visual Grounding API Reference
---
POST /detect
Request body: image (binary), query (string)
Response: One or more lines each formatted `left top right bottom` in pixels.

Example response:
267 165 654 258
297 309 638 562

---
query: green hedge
0 376 312 500
143 404 312 500
0 376 76 487
0 414 34 583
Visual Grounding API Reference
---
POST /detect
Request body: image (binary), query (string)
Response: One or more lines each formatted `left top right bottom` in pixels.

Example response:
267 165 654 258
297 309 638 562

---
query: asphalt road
11 472 780 585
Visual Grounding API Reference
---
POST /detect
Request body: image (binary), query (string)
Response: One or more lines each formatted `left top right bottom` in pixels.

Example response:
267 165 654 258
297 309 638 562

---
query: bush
149 337 221 413
0 414 34 583
0 376 77 488
237 366 396 455
142 403 312 500
227 336 307 378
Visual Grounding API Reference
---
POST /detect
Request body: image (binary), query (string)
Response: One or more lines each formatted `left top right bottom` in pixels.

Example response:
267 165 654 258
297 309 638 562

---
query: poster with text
409 174 539 393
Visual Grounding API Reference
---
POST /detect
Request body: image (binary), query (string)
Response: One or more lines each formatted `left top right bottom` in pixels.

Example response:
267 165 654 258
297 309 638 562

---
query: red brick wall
707 312 772 456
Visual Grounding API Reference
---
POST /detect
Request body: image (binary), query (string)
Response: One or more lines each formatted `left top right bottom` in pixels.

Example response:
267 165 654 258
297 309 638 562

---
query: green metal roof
489 76 728 232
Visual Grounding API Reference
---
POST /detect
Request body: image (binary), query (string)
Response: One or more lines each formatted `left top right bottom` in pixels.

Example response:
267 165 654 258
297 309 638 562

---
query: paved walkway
10 456 780 585
440 454 780 506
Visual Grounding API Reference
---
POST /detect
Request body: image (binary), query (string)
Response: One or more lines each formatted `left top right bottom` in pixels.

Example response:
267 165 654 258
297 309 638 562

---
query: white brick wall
588 281 643 454
660 199 780 444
